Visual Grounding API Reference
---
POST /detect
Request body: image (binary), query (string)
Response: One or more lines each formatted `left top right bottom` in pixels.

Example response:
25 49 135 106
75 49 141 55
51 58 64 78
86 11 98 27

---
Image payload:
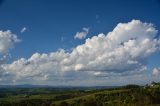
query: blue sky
0 0 160 86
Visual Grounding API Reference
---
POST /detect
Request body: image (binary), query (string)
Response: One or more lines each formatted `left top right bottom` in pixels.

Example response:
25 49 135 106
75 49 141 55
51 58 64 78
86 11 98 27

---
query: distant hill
0 84 160 106
0 84 117 89
0 84 51 88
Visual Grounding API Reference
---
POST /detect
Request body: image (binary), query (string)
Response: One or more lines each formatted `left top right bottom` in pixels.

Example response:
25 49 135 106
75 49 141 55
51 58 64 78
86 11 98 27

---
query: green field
0 83 160 106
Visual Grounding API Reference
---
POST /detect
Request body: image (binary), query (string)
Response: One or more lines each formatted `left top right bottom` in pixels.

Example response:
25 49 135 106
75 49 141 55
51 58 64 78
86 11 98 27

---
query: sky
0 0 160 86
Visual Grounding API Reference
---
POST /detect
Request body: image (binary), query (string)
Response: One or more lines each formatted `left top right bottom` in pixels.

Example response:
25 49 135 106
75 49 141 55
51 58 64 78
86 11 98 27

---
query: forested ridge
0 82 160 106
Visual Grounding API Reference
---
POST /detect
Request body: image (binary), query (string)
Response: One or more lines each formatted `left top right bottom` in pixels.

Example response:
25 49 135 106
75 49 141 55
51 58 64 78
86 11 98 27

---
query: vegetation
0 83 160 106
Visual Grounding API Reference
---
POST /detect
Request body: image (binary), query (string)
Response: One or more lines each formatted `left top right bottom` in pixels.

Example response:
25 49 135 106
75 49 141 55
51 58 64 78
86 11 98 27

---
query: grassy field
0 84 160 106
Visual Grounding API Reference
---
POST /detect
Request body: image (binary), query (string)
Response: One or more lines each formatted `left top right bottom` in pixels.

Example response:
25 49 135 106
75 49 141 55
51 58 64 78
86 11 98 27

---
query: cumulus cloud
20 27 27 33
1 20 160 85
0 30 20 55
74 27 89 39
0 30 20 83
153 67 160 75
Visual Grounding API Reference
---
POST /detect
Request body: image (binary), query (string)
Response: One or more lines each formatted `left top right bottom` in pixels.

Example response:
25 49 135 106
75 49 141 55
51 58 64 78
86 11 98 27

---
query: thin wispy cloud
96 15 99 19
20 27 27 33
96 15 100 23
74 27 89 39
61 36 64 42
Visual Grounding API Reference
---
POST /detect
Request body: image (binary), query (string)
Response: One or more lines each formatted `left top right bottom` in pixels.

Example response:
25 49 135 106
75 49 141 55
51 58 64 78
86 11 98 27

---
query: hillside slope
0 84 160 106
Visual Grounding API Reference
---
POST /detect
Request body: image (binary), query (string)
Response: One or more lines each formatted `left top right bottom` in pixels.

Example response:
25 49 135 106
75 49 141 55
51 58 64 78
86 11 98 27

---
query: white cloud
20 27 27 33
1 20 160 85
0 30 20 84
152 67 160 75
74 27 89 39
93 72 109 77
0 30 20 55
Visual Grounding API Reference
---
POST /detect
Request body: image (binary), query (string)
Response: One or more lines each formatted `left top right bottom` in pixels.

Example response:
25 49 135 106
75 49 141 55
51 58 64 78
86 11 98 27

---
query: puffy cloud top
0 30 20 54
1 20 160 84
153 67 160 75
0 30 20 83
